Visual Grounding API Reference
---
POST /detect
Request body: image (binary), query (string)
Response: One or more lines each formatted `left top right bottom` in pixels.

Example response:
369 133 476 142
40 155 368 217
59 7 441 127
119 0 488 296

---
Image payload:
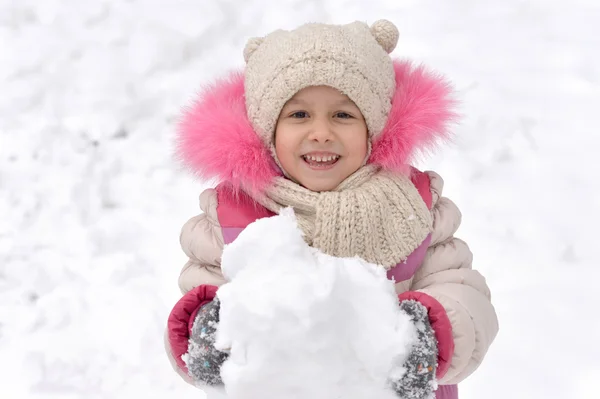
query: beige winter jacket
166 171 498 385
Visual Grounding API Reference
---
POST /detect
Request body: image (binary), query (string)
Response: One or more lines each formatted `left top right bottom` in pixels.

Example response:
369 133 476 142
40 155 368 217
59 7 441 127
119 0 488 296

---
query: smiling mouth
302 154 341 169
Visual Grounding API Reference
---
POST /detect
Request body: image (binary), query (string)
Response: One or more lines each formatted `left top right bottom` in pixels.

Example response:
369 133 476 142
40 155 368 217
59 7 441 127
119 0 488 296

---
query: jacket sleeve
177 188 227 294
407 171 499 385
166 188 227 385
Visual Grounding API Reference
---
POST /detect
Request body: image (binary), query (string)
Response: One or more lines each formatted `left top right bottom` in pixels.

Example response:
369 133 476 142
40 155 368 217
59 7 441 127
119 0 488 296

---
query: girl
165 20 498 399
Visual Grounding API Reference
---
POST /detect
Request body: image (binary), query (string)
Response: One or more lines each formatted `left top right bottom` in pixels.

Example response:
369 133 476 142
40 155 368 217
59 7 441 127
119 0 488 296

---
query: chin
298 179 339 192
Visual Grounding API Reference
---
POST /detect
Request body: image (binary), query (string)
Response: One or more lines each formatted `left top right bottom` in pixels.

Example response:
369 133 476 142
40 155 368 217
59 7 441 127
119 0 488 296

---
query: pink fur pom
369 60 459 172
175 71 280 192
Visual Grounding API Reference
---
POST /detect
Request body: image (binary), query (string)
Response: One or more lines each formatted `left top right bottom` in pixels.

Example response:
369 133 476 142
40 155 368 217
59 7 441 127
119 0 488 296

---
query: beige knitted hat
243 20 399 146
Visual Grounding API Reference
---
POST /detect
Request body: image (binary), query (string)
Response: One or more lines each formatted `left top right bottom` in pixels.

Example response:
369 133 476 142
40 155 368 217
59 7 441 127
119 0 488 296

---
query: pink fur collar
176 60 457 192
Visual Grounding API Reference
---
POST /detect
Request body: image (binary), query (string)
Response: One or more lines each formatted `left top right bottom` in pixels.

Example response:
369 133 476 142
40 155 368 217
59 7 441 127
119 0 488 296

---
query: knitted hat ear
370 19 399 54
243 37 265 63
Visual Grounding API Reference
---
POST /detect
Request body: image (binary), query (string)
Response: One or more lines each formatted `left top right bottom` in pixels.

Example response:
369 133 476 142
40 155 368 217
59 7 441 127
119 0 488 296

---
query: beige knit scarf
248 165 433 269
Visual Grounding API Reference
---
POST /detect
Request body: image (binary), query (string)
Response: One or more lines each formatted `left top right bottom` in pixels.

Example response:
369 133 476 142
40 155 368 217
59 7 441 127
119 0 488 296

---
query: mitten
389 299 438 399
186 297 229 385
167 285 229 386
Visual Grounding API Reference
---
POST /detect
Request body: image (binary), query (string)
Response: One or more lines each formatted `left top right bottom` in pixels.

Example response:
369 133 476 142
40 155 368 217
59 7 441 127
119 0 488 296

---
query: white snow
1 1 599 399
214 208 416 399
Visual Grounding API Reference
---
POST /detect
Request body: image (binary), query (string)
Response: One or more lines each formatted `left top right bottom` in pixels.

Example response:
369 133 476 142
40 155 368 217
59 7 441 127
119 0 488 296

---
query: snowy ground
1 1 598 398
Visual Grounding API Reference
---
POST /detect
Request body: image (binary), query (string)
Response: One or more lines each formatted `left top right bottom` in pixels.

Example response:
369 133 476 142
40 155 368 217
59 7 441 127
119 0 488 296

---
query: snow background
0 0 598 398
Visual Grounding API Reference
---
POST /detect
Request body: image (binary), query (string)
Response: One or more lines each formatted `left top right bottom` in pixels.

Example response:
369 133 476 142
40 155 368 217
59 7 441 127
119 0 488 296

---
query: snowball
210 208 416 399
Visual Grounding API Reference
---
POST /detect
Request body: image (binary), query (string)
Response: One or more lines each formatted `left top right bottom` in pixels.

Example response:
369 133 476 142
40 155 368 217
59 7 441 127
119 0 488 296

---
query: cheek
274 128 298 166
347 129 369 161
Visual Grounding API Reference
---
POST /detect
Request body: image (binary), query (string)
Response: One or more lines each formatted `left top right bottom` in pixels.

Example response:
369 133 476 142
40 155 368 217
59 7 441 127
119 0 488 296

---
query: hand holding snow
214 208 417 399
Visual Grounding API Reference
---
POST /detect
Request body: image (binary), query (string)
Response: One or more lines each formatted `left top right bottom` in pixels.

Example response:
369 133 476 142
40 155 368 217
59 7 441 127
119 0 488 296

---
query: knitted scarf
248 165 433 268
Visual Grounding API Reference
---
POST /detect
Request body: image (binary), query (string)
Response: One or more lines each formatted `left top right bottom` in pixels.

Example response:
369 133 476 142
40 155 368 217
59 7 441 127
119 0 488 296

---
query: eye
290 111 308 118
335 112 353 119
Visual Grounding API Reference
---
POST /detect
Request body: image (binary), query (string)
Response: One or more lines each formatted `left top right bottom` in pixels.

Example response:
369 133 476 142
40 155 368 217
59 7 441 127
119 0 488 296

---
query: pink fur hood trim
175 60 457 192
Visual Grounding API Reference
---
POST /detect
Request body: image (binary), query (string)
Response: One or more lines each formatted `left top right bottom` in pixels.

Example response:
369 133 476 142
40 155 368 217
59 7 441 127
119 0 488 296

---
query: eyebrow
284 98 356 107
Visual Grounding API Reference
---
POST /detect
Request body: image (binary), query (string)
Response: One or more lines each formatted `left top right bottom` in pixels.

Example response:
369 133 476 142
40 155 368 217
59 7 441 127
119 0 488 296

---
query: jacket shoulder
214 184 275 243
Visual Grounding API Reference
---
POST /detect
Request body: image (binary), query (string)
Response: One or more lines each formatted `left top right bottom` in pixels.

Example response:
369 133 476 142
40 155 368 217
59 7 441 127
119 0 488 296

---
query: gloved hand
389 299 439 399
186 297 229 386
167 285 229 386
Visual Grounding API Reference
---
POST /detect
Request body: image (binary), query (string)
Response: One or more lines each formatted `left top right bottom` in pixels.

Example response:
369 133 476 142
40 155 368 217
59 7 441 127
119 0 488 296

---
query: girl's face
274 86 368 192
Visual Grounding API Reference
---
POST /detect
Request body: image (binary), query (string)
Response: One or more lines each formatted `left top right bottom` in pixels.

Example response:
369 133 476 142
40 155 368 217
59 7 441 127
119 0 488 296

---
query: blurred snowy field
1 1 599 398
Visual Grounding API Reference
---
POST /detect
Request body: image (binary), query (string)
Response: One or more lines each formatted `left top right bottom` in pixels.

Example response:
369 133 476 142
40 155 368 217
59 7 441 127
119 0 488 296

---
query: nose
307 118 334 143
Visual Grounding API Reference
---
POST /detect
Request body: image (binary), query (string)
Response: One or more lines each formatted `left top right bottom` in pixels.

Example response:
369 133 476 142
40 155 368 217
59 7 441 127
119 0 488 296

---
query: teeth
304 155 340 162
